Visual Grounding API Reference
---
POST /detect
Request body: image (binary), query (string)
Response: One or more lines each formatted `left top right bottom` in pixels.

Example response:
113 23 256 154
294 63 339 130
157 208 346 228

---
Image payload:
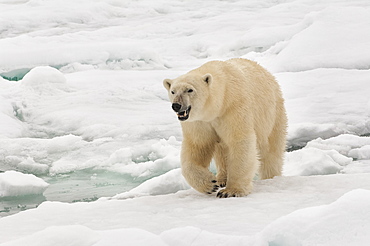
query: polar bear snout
172 103 191 121
172 103 182 112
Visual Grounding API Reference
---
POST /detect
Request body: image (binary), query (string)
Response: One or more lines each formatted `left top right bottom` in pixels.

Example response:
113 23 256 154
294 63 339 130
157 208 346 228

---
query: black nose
172 103 181 112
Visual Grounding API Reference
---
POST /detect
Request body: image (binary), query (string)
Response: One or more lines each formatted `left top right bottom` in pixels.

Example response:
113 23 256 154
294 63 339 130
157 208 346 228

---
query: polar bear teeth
177 106 191 120
177 111 187 117
177 110 187 117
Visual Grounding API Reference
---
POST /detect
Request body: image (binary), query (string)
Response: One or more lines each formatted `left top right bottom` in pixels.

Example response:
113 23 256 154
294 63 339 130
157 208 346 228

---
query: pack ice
0 171 49 197
1 0 370 245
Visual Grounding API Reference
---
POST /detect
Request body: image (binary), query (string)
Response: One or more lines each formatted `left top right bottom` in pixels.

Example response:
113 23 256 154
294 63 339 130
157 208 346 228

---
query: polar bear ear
203 74 212 85
163 79 172 90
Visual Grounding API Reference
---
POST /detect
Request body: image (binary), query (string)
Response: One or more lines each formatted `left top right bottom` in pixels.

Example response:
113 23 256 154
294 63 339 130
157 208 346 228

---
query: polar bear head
163 73 212 122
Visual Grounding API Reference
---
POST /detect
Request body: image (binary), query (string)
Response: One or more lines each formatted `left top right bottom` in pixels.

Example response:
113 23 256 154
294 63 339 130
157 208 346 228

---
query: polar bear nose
172 103 182 112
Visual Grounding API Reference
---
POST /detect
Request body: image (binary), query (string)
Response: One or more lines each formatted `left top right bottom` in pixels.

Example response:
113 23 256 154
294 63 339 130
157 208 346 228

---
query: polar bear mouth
177 106 191 121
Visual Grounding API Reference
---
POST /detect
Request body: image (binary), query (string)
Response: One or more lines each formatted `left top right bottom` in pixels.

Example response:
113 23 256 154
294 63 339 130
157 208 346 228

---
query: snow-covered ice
1 0 370 245
0 171 49 197
1 175 370 245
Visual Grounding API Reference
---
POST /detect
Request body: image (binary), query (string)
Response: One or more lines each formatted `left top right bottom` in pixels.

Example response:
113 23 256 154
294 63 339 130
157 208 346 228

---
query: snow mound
307 134 370 157
284 147 350 176
103 137 181 179
0 135 86 175
256 189 370 246
21 66 66 86
0 135 181 178
21 66 69 95
0 171 49 197
284 134 370 176
110 168 190 199
251 7 370 72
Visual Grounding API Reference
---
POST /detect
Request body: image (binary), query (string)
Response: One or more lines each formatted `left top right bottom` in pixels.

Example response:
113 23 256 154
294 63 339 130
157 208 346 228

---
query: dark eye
188 89 193 93
171 91 175 94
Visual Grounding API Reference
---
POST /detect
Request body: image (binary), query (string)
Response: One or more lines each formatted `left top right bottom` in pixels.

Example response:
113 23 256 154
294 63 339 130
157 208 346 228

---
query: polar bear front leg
181 139 219 194
216 134 259 198
214 142 228 188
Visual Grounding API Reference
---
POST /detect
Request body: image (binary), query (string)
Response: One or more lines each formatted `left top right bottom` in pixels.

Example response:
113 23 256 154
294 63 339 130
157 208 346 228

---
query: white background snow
1 0 370 245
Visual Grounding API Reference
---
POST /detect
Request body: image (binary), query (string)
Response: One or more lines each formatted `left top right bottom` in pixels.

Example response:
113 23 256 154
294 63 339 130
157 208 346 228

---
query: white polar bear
163 58 287 198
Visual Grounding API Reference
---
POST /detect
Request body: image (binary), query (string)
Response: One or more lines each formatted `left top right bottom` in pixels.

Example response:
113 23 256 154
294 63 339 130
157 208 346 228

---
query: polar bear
163 58 287 198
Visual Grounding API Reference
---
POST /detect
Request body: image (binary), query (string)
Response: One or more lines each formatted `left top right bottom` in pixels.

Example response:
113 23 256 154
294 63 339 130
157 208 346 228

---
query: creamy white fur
164 58 287 197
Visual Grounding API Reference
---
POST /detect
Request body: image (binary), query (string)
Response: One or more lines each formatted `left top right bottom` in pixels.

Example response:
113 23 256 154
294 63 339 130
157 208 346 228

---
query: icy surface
255 189 370 246
1 175 370 245
1 0 370 245
0 171 49 197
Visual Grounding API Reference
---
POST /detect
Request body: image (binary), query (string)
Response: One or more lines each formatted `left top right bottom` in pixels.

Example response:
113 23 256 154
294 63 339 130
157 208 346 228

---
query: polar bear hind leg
259 107 287 179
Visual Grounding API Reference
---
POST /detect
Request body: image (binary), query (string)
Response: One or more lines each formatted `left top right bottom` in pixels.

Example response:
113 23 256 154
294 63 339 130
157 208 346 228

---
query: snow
278 69 370 147
252 6 370 72
284 147 346 176
1 0 370 245
0 171 49 197
108 168 190 199
1 175 370 245
256 189 370 246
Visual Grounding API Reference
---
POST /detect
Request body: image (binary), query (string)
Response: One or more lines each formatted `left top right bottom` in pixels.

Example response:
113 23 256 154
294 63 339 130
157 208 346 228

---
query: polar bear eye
171 91 175 94
188 89 193 93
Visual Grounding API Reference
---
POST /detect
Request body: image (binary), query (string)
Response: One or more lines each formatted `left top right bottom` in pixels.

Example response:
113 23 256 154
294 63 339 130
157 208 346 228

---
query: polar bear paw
194 179 219 194
205 180 220 194
216 187 250 198
216 178 227 188
216 172 227 188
